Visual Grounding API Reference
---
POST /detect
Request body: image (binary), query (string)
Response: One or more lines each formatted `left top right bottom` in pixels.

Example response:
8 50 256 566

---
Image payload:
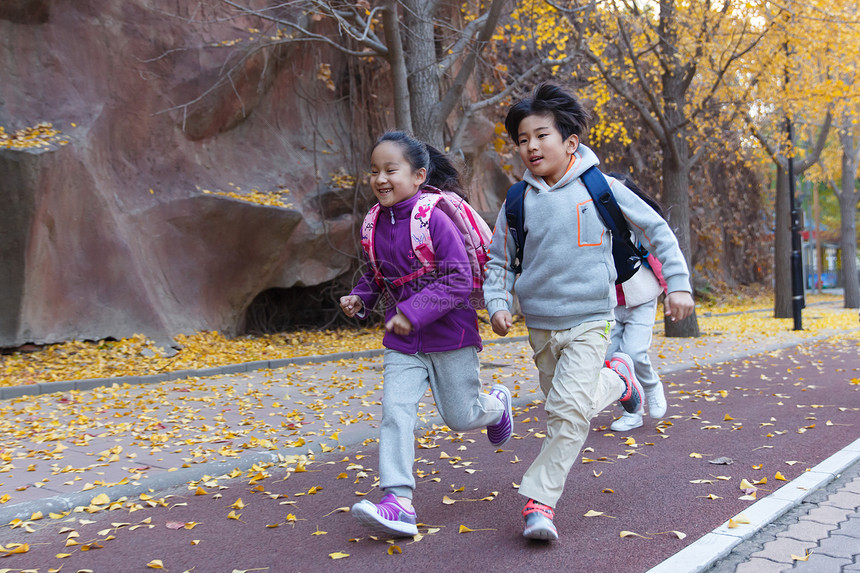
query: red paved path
2 337 858 573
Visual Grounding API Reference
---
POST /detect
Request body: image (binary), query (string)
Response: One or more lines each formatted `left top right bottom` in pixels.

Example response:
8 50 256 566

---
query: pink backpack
360 186 493 309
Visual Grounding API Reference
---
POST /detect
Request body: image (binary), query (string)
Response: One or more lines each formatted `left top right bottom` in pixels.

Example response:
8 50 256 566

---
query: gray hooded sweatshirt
483 144 691 330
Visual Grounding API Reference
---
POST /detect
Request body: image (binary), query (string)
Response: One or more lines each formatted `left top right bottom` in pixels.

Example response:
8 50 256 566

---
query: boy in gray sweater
483 83 695 541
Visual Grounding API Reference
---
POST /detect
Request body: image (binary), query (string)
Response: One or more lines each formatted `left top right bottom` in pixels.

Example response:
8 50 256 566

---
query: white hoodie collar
522 144 601 192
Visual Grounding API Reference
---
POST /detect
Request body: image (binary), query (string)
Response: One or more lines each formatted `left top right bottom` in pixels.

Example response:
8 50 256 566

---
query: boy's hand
340 295 363 318
664 291 695 322
491 310 513 337
385 311 413 336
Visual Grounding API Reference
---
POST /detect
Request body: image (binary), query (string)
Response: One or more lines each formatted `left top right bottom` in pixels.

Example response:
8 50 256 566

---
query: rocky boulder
1 0 369 347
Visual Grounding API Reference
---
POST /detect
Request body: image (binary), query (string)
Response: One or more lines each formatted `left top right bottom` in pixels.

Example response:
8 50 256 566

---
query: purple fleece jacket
350 191 482 354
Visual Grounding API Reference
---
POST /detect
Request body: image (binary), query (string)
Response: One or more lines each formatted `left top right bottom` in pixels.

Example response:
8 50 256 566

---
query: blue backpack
504 165 647 283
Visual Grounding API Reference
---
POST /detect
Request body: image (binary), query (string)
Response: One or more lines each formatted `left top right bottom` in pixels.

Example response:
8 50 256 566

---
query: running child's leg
620 299 666 418
519 320 622 508
427 347 506 433
377 349 432 499
351 350 428 537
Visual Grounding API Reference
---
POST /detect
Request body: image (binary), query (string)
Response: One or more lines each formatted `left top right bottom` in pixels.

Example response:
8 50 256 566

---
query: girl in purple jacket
340 131 513 537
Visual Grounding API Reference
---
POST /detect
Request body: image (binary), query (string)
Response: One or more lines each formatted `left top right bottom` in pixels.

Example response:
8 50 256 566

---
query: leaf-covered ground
1 293 857 388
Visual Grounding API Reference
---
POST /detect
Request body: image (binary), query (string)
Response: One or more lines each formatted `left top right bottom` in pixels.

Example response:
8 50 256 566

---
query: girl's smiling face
370 141 426 207
515 113 579 187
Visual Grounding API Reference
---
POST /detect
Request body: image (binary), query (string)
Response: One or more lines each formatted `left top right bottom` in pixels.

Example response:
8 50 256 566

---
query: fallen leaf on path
329 552 349 559
619 531 650 539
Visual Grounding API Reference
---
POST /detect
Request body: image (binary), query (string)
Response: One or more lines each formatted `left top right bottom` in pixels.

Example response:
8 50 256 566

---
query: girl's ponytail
425 144 464 198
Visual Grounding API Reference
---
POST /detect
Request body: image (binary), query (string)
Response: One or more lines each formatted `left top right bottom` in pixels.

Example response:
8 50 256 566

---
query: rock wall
0 0 366 346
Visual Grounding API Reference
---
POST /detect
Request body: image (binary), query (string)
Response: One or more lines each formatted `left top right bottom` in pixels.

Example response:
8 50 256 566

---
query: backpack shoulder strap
581 166 648 282
504 181 529 274
360 203 383 284
410 192 444 269
581 166 630 239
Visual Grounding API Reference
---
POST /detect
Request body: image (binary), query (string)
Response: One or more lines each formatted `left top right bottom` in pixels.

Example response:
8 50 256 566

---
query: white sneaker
644 383 667 419
610 411 643 431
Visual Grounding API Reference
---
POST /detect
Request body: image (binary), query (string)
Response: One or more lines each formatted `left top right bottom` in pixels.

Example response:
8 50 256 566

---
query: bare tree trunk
773 166 793 317
382 0 412 132
661 139 700 337
401 0 443 146
837 141 860 308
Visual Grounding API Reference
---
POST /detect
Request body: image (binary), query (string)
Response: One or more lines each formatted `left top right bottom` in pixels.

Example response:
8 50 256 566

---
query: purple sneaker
351 493 418 537
487 384 513 447
609 352 644 415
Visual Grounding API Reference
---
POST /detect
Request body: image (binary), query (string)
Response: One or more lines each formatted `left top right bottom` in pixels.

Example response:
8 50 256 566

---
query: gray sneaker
522 499 558 541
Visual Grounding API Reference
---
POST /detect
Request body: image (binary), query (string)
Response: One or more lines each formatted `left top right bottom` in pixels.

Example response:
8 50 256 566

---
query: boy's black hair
505 82 591 143
607 172 664 218
373 131 463 196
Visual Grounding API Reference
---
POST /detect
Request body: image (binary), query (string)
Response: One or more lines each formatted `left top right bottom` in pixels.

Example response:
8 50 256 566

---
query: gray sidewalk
704 456 860 573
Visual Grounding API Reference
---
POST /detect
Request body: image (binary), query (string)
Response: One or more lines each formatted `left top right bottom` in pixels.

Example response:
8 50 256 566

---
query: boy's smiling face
515 113 579 187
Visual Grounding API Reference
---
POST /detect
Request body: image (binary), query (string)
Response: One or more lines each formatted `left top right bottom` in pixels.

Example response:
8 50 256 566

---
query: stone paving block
713 497 795 539
776 518 840 543
75 378 112 391
816 532 860 559
647 532 738 573
36 380 76 394
792 552 852 572
750 537 816 563
801 504 853 526
815 448 860 476
0 385 34 400
839 476 860 494
821 490 860 511
734 557 789 573
772 470 834 503
833 514 860 538
135 373 168 385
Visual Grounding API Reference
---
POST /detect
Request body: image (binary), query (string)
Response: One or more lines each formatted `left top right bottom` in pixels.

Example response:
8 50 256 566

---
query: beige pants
518 320 625 508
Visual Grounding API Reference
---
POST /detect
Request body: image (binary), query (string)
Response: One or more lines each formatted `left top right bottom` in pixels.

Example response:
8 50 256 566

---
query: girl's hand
491 310 513 336
385 311 413 336
664 291 695 322
340 295 363 317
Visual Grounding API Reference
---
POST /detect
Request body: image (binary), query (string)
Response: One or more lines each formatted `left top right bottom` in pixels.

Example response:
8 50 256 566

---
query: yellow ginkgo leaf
442 496 457 505
584 510 604 517
792 550 811 561
230 498 245 509
619 531 649 539
329 552 350 560
387 545 402 555
459 525 474 533
146 559 165 569
739 478 756 490
775 471 787 481
91 493 110 506
227 510 242 520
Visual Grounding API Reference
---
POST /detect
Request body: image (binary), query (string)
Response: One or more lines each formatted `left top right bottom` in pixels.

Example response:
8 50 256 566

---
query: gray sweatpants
379 347 504 499
606 298 661 388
